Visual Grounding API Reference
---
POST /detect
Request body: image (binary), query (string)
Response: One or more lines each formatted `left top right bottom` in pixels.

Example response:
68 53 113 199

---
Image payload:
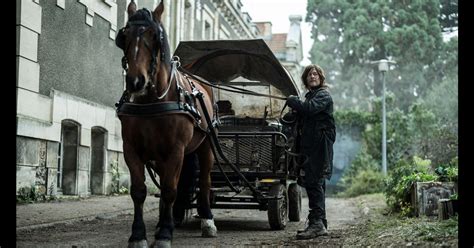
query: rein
178 67 289 101
157 56 180 99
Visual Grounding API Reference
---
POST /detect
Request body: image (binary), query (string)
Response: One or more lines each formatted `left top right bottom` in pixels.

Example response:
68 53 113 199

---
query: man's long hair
301 64 327 89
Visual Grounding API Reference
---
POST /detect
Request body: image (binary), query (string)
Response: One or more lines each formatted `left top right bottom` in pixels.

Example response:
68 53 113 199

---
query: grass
349 193 458 247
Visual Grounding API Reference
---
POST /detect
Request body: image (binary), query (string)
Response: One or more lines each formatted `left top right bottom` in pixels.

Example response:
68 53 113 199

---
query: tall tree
306 0 451 111
439 0 458 32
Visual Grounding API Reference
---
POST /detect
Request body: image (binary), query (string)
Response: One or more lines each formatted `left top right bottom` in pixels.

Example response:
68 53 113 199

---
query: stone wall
16 137 59 196
412 182 457 217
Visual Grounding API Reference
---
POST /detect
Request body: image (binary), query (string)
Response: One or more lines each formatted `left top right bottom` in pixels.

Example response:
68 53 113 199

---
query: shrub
17 185 44 204
434 156 458 183
338 151 385 197
384 156 438 215
340 169 385 197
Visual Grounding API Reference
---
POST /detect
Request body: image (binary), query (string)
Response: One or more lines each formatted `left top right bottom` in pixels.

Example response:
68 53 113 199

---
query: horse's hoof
201 218 217 237
128 239 148 248
151 239 171 248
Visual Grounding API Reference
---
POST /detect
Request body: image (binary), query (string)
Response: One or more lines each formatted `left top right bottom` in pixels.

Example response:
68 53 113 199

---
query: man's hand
286 95 300 109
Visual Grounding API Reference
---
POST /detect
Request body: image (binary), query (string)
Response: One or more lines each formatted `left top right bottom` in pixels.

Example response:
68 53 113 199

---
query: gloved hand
286 95 300 109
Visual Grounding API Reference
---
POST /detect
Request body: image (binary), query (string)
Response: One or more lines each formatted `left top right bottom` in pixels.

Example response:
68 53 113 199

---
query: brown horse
115 1 217 247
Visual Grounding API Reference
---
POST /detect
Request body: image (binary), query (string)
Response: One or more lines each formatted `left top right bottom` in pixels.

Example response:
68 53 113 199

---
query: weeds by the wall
17 186 42 204
110 160 129 195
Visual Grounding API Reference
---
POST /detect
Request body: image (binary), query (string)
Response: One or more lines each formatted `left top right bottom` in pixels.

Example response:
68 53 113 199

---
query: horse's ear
127 1 137 19
153 0 164 22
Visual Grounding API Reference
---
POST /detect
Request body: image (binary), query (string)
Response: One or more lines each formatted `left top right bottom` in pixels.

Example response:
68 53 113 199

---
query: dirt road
16 196 368 247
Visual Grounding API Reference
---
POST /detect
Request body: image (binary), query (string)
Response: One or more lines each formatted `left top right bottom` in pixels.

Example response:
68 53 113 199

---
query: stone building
16 0 303 197
255 15 304 95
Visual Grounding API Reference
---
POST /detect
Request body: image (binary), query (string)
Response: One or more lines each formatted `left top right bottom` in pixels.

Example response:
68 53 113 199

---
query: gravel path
16 195 364 247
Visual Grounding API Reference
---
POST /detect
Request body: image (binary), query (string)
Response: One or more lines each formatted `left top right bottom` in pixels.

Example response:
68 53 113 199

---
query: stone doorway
90 127 107 195
59 120 80 195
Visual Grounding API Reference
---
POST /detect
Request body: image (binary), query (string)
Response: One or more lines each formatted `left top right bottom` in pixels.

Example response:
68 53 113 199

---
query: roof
266 33 287 54
173 39 298 96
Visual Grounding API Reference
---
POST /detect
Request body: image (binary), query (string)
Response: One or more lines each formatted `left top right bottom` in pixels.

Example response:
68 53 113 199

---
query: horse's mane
159 23 171 68
129 8 171 69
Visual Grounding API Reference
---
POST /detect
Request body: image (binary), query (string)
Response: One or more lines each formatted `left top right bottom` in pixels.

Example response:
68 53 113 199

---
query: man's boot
295 219 328 240
296 224 315 234
297 210 318 234
297 218 327 231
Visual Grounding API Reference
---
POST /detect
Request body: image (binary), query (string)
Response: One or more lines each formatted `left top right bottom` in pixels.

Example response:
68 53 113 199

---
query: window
205 21 211 40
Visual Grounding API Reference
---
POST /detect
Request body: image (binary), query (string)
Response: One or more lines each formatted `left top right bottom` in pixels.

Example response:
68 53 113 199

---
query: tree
306 0 458 176
306 0 451 111
439 0 458 32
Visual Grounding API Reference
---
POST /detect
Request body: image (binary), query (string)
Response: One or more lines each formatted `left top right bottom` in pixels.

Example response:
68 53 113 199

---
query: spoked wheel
267 183 288 230
288 183 302 221
173 192 195 227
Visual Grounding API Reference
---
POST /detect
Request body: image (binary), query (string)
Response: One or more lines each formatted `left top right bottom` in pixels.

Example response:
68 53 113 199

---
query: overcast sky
240 0 313 65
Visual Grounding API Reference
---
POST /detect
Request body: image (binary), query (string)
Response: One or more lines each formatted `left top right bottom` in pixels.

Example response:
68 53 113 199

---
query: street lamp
371 59 396 176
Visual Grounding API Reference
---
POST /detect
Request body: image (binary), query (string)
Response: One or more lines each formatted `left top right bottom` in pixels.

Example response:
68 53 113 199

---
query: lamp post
371 59 395 176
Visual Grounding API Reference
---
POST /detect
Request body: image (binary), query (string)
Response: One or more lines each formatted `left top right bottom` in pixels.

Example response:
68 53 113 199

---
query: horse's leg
151 152 184 248
196 140 217 237
123 148 148 248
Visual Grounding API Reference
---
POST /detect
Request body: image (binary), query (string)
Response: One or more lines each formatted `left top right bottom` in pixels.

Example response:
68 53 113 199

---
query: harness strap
116 100 208 134
195 90 267 201
157 57 179 100
145 162 161 190
117 101 190 117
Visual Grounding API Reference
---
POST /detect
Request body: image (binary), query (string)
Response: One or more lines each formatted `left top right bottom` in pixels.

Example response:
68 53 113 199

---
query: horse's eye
121 28 129 37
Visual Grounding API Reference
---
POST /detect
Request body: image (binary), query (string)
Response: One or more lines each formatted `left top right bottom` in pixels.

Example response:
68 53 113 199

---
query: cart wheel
173 195 195 227
159 197 192 227
267 184 288 230
173 204 186 227
288 183 302 221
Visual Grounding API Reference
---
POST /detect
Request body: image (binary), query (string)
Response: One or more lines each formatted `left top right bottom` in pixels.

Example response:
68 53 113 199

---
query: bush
334 110 377 128
434 156 458 183
339 151 379 186
384 156 439 215
340 169 385 197
338 151 385 197
420 123 457 166
17 186 44 204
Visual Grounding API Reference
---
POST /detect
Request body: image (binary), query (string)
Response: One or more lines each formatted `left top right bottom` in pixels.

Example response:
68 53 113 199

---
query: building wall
38 0 123 107
16 0 261 197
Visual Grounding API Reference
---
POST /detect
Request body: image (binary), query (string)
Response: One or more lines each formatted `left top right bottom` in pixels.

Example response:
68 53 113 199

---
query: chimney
289 15 302 26
255 22 272 40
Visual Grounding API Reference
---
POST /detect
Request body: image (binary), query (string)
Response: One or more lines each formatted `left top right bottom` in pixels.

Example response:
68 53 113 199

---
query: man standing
286 64 336 239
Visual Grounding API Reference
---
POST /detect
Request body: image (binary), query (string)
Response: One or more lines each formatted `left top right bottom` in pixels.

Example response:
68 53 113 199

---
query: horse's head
115 1 170 99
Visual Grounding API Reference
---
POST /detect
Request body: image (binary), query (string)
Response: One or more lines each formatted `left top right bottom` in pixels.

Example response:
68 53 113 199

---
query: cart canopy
173 39 299 96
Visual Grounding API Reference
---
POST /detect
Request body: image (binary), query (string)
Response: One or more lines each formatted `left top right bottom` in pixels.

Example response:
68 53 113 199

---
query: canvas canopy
173 39 299 96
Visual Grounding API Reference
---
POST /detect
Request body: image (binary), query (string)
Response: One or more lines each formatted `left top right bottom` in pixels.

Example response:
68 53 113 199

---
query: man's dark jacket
287 86 336 184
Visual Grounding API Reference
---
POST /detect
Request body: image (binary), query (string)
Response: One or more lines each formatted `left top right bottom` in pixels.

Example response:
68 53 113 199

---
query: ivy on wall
334 110 377 129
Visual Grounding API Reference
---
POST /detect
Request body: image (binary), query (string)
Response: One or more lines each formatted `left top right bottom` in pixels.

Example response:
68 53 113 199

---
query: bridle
116 8 167 89
114 9 203 122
